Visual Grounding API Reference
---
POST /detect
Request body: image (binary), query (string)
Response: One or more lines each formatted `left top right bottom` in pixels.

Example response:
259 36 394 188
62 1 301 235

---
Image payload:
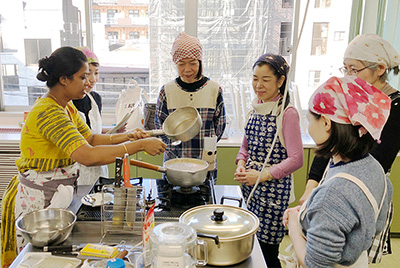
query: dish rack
101 185 145 237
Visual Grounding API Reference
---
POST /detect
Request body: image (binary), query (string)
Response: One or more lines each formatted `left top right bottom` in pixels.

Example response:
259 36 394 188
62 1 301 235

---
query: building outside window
315 0 331 8
107 31 118 45
282 0 293 8
311 22 329 56
308 70 321 86
129 9 140 18
280 22 292 56
24 39 52 65
0 0 353 132
93 9 101 23
107 9 117 24
129 31 140 39
334 31 345 41
2 64 19 91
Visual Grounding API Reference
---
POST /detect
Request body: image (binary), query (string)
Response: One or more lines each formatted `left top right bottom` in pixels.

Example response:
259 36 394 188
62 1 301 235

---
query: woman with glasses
299 34 400 259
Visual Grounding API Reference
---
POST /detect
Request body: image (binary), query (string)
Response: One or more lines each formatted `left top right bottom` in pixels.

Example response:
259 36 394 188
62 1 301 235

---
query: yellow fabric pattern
1 175 18 268
16 97 91 172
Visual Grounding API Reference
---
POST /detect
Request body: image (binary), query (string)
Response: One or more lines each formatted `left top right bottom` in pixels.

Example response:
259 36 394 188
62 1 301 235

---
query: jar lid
150 222 197 245
106 258 125 268
179 205 259 240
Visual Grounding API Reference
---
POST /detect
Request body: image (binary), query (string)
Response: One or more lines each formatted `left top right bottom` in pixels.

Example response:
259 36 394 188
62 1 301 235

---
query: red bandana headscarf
309 76 391 140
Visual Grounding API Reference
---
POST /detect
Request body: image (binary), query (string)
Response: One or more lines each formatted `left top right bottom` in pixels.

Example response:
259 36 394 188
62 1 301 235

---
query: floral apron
241 112 291 244
14 163 79 252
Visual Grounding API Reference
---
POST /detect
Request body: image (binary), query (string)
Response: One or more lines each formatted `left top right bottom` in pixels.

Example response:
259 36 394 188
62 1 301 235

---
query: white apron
77 93 109 185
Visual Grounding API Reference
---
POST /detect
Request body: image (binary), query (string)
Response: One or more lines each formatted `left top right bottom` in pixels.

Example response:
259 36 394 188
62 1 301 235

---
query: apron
14 163 80 252
77 93 109 185
241 111 291 244
297 172 387 268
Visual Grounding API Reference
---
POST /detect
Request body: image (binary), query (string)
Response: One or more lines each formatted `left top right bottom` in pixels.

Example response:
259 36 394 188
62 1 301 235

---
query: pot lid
179 205 259 240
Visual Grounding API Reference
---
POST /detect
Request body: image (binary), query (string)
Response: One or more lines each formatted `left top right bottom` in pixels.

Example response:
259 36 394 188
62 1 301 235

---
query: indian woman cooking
0 46 167 268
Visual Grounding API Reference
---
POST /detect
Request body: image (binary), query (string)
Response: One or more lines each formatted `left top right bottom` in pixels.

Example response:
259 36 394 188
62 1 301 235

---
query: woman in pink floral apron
283 76 393 268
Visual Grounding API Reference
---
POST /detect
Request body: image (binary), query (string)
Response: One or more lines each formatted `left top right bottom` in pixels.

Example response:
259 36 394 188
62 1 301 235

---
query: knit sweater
302 154 393 267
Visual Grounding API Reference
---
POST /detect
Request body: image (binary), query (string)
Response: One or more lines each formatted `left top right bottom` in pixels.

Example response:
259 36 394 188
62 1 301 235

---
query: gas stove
76 176 216 222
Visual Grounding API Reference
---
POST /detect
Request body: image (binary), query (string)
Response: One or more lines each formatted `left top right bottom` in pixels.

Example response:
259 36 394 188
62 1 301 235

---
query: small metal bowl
16 208 76 247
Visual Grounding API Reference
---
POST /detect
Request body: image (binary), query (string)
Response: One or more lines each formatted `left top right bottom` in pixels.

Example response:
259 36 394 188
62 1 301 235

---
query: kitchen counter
10 184 268 268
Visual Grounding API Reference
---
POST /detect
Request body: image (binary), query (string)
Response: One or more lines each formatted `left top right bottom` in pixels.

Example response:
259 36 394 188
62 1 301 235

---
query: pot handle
144 129 165 136
220 195 243 207
130 159 167 173
195 239 208 266
197 232 220 245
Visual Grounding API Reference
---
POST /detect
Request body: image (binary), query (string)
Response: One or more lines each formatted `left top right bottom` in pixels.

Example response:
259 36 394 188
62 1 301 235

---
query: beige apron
298 172 387 268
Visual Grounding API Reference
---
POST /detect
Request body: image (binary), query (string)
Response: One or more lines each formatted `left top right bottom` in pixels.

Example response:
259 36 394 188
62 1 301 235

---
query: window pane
0 0 353 134
311 22 329 55
0 0 86 106
295 0 352 110
315 0 331 8
92 0 150 109
150 0 294 132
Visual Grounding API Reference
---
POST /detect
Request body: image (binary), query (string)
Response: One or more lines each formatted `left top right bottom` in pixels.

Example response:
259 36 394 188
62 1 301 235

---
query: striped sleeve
37 104 89 156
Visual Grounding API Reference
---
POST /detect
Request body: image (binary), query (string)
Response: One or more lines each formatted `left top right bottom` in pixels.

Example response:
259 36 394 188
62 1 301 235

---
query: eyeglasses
339 65 375 75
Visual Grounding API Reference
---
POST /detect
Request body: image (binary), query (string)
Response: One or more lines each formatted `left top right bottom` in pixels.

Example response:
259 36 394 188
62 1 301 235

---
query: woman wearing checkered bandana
154 32 227 183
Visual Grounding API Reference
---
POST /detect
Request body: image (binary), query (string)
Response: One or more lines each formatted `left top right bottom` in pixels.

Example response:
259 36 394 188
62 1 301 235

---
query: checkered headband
171 32 203 64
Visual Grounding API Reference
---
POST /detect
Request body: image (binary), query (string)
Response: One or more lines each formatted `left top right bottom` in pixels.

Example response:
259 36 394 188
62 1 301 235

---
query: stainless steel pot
130 158 209 187
179 204 259 266
146 106 202 143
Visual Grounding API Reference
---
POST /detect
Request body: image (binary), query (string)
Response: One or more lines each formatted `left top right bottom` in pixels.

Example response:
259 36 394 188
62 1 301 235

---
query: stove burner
175 186 199 194
157 181 212 210
77 175 215 222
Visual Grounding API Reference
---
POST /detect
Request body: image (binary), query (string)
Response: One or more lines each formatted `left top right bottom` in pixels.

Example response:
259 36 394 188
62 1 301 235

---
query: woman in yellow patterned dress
1 46 166 267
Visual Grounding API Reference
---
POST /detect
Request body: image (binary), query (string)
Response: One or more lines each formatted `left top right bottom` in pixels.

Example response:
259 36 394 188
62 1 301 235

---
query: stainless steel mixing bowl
15 208 76 247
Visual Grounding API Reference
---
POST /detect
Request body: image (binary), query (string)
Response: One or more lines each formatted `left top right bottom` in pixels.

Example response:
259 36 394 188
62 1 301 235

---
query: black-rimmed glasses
339 64 376 75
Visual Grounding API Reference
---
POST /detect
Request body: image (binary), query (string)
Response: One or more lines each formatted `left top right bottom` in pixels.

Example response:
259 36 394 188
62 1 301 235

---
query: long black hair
36 46 88 88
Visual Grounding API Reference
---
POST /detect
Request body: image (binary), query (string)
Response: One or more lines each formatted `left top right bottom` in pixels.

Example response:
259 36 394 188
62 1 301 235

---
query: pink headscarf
76 46 99 64
171 32 203 64
309 76 391 140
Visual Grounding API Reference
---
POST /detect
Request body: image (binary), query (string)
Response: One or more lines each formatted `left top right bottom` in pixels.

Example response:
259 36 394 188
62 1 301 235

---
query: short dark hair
196 60 203 79
36 46 88 88
311 111 375 160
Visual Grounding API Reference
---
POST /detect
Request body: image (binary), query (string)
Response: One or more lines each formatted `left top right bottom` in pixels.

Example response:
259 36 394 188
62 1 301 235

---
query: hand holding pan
145 106 202 145
130 158 209 187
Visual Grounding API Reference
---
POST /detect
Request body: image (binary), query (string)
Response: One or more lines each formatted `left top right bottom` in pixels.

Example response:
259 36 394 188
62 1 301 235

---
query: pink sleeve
269 107 304 179
235 136 249 164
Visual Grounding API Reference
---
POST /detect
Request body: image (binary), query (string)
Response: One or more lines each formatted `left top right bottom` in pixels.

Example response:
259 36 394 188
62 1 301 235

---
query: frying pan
130 158 209 187
145 106 202 144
